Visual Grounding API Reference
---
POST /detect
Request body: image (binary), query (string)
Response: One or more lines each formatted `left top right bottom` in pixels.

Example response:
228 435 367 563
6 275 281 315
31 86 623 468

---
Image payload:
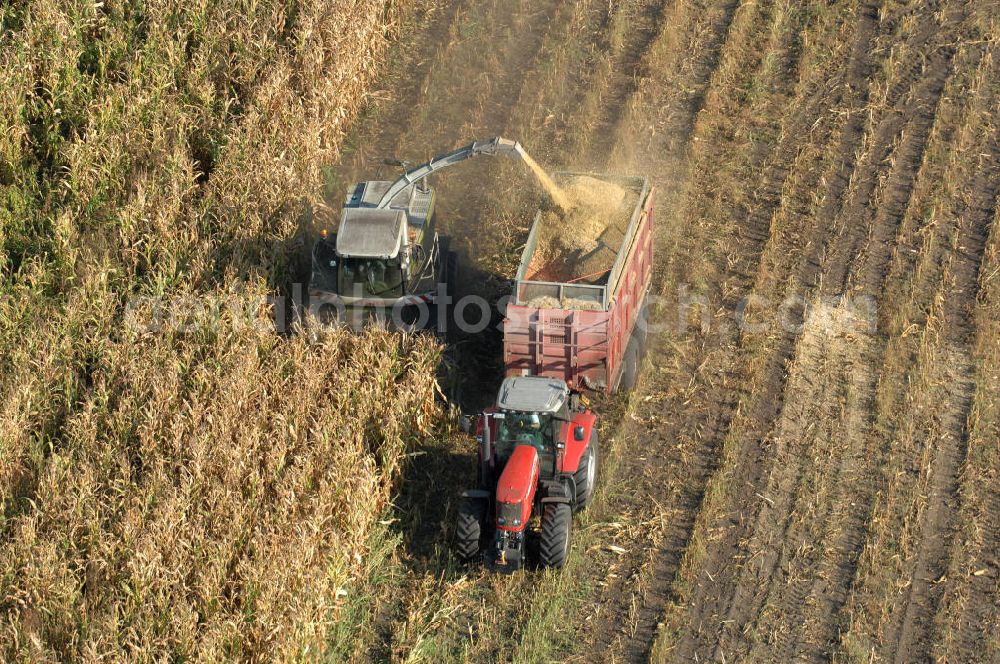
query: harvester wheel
443 250 458 340
434 238 458 340
539 502 572 568
455 497 486 561
618 334 641 392
573 431 599 511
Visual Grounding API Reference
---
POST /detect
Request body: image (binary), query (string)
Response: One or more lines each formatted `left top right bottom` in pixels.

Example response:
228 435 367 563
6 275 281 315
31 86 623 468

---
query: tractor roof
497 376 569 414
330 180 434 259
336 208 406 259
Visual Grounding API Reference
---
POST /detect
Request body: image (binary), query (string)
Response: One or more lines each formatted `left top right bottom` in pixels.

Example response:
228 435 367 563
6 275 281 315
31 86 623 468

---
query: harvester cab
456 376 599 571
310 137 525 330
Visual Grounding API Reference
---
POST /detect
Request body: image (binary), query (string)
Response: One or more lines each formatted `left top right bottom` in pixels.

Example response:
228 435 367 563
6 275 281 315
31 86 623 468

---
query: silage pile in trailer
527 176 639 285
0 0 433 659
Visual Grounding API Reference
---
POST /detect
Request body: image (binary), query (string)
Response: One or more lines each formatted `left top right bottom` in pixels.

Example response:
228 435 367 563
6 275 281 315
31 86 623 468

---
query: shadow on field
393 441 477 569
364 437 477 661
444 257 511 412
395 250 507 565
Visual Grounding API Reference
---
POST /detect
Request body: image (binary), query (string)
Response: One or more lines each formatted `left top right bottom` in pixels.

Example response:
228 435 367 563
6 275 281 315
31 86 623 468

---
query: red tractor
456 376 598 571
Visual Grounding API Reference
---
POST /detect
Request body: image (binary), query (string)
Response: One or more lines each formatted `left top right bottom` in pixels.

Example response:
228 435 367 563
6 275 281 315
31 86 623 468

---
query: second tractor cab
456 376 599 571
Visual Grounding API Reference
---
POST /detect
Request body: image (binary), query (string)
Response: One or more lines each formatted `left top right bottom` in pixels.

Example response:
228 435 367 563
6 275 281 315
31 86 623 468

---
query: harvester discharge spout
376 136 524 209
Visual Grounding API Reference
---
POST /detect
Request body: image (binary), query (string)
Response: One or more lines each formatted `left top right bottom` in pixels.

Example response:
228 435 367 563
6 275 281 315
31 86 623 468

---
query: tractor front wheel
539 502 572 568
455 496 486 561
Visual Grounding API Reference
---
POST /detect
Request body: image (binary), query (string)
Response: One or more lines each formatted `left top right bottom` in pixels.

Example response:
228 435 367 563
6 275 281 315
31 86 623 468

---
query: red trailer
503 173 654 394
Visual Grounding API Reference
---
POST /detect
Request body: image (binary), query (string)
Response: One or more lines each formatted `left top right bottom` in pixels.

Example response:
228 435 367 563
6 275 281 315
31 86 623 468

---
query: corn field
0 0 445 660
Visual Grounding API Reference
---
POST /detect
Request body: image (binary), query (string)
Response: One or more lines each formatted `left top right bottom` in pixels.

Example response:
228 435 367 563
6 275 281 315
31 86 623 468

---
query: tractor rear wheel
455 497 486 561
573 431 599 511
539 502 572 568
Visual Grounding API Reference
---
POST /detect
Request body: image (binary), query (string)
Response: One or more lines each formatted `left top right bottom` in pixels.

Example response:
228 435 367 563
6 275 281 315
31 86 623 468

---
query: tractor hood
496 445 540 507
336 208 406 259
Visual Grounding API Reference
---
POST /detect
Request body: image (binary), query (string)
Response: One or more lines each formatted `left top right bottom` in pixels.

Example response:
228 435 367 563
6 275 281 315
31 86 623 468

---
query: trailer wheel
618 334 641 393
539 502 572 568
636 297 649 357
573 431 599 511
455 496 486 561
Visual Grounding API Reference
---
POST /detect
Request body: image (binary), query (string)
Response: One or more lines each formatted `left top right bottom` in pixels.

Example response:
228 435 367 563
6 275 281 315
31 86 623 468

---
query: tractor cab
494 411 552 456
334 208 410 299
311 180 440 307
492 377 572 477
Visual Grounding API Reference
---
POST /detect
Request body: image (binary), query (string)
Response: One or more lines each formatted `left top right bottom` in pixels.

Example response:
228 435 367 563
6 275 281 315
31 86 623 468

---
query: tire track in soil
563 1 743 660
706 63 878 664
941 173 1000 656
795 49 964 662
943 479 1000 662
585 0 669 164
334 0 474 184
590 3 866 660
887 128 1000 664
743 300 880 664
788 17 976 664
784 325 880 664
830 35 997 660
702 14 917 651
658 3 883 661
608 5 834 661
821 2 958 297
